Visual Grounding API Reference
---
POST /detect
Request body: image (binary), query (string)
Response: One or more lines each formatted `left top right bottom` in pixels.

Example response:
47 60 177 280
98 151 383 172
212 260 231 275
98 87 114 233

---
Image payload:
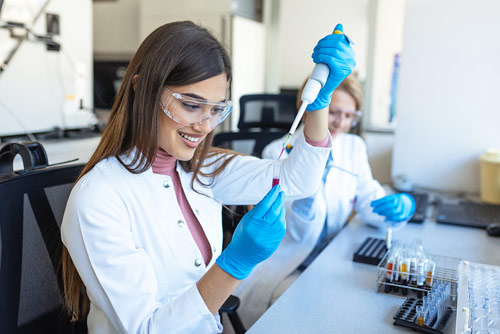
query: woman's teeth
179 132 200 143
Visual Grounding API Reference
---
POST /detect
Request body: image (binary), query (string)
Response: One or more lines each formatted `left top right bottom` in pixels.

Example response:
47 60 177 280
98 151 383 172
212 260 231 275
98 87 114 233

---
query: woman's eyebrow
182 93 226 103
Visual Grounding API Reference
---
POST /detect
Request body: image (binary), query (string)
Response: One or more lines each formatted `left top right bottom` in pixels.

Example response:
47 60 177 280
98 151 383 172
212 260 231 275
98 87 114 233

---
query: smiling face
157 73 228 161
328 89 357 139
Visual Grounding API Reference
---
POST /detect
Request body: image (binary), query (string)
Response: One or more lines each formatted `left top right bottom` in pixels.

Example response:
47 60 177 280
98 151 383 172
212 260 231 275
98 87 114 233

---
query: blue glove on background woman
217 185 286 280
371 193 416 228
306 23 357 111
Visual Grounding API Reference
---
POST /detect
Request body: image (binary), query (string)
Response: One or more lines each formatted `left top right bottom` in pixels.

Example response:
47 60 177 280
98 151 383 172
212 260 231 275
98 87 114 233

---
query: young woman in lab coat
234 74 415 327
60 21 355 333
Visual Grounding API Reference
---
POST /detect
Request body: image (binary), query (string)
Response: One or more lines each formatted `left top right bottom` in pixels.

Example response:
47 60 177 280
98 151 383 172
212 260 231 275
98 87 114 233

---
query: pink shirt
305 135 330 148
150 135 328 266
152 150 213 265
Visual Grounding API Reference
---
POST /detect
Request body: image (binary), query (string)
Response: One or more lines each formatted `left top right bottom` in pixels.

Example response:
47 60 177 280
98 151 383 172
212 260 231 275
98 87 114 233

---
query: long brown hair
62 21 236 321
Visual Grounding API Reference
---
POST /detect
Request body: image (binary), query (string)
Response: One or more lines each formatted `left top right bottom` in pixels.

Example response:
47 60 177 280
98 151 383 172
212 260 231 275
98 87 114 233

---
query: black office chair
0 142 86 334
238 94 297 132
0 141 245 334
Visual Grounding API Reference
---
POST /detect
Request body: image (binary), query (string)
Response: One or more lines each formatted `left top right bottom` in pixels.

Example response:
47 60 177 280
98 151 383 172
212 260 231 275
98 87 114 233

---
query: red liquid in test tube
272 177 280 187
272 163 281 187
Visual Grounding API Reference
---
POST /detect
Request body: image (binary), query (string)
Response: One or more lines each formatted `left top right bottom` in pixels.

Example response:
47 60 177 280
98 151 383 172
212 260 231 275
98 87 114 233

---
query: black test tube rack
353 237 387 265
393 298 453 334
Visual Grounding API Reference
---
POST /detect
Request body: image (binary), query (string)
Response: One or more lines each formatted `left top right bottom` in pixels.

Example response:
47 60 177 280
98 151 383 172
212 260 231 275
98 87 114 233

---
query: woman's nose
192 118 212 133
331 117 342 128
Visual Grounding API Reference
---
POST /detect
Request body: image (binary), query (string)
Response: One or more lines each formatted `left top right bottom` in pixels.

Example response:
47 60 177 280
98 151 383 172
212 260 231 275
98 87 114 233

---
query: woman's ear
132 74 139 91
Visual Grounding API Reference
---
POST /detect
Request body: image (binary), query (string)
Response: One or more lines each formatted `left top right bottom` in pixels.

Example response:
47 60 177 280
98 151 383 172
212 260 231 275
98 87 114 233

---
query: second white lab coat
234 127 386 328
61 131 330 334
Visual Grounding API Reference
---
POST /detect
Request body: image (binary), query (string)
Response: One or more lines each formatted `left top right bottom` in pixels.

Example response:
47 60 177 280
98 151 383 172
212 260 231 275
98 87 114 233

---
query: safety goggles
159 87 233 129
329 107 362 127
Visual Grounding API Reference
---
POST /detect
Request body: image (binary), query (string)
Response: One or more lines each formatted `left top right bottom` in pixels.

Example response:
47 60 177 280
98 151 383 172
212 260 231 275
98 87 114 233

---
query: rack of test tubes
455 260 500 334
376 240 461 307
393 281 454 334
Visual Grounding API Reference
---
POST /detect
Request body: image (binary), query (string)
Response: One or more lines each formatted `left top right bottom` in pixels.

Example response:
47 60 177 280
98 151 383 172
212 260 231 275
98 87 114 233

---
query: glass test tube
416 305 424 326
401 258 410 295
385 255 394 293
425 261 436 288
417 259 426 298
392 253 400 293
386 228 392 249
272 163 281 187
410 257 418 287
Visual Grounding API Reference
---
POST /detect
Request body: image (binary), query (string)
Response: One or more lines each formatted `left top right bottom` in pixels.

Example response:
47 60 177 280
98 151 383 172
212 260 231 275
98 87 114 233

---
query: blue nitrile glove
306 23 357 111
370 193 416 226
216 185 286 280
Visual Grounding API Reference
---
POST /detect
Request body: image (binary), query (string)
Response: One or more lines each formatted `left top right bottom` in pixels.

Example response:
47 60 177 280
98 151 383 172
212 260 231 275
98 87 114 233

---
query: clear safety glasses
159 88 233 129
329 107 362 127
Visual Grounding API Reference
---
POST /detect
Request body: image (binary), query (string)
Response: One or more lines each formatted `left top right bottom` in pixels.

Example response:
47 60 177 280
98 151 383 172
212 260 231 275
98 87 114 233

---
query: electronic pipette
277 29 345 160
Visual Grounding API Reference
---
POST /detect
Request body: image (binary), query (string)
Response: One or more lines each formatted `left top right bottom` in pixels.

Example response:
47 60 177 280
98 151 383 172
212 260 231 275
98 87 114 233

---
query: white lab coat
234 126 386 328
61 131 330 334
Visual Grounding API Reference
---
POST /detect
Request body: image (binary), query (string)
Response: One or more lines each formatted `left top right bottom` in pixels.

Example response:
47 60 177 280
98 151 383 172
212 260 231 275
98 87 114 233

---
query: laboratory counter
247 211 500 333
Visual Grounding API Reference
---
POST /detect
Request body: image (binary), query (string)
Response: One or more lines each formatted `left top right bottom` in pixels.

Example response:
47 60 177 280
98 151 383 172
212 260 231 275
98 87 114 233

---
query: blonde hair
296 74 363 111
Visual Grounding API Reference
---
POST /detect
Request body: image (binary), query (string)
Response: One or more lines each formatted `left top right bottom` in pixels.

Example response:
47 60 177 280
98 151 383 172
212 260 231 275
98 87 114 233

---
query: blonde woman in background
234 74 415 328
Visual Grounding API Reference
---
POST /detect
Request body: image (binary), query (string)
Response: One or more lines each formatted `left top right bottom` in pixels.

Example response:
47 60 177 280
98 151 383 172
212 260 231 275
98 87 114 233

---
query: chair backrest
0 163 86 334
238 94 297 131
213 131 286 158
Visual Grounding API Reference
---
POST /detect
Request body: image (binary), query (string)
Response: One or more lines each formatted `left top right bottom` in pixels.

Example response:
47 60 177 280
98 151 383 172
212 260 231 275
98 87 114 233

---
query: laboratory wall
93 0 139 60
364 0 405 127
364 131 394 184
231 16 267 131
139 0 231 44
392 0 500 193
0 0 95 136
277 0 370 89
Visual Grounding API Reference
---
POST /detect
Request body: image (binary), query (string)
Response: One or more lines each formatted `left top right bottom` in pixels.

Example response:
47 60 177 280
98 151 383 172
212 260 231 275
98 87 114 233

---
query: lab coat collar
118 147 152 174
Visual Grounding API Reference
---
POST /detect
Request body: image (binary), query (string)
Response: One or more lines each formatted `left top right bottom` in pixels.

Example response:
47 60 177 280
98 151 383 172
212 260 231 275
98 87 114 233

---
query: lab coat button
194 209 200 215
212 246 216 253
163 180 171 188
177 220 185 227
194 259 202 267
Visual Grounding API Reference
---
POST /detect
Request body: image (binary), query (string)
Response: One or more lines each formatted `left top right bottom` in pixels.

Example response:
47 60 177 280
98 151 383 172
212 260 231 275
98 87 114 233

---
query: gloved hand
216 185 286 280
306 23 357 111
370 193 416 228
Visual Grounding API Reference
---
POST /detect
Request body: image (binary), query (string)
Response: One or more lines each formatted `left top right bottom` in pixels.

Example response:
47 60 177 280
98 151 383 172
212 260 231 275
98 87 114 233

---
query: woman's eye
182 102 200 111
345 114 352 119
212 106 225 114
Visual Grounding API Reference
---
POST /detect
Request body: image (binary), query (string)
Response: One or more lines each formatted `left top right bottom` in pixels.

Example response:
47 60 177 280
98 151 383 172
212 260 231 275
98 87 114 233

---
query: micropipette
277 28 348 160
